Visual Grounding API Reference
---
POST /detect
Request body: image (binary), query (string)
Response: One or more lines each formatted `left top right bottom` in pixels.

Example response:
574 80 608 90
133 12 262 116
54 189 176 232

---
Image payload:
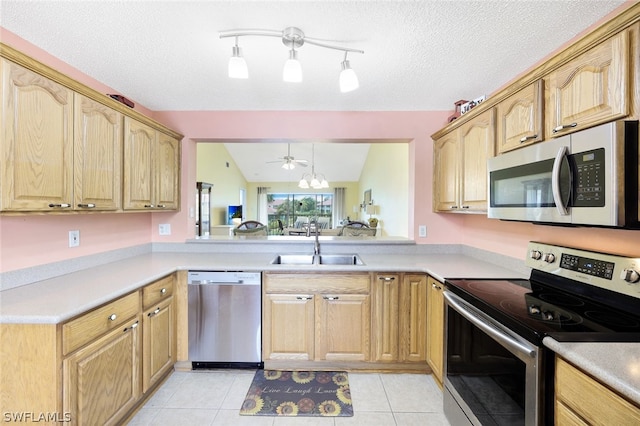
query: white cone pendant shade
339 60 359 92
228 45 248 79
283 49 302 82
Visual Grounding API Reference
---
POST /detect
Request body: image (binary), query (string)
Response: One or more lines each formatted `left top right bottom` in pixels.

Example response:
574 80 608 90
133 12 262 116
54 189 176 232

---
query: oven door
488 136 572 224
443 291 543 426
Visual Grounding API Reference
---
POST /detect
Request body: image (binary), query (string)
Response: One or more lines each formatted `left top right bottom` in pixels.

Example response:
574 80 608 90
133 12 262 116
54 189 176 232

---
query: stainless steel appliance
188 271 263 369
487 120 639 227
444 242 640 425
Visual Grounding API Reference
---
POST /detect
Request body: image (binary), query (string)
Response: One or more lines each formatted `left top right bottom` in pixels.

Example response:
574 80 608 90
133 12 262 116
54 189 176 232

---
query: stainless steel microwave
487 120 639 228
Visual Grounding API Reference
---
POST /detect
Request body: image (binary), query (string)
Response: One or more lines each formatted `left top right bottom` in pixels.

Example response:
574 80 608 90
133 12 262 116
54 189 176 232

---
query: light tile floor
128 370 451 426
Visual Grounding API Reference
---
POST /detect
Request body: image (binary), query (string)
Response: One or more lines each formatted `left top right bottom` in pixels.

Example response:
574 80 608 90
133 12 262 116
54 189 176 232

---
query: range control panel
526 242 640 299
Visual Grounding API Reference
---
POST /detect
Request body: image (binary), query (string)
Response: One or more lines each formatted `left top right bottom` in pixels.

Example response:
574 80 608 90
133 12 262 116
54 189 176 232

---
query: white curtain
332 187 347 228
257 187 269 225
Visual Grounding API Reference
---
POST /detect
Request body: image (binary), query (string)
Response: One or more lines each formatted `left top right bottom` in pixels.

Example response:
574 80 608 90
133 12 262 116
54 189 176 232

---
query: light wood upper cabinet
434 108 495 213
496 80 544 153
426 277 444 385
555 356 640 425
123 117 180 211
1 59 74 211
73 93 122 210
546 29 630 137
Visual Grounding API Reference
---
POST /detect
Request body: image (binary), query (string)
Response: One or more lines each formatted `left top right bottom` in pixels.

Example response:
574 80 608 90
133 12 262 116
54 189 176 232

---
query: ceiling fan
266 144 308 170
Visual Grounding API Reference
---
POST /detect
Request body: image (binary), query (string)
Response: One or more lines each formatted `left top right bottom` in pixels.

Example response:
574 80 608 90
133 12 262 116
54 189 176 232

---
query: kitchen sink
270 254 364 265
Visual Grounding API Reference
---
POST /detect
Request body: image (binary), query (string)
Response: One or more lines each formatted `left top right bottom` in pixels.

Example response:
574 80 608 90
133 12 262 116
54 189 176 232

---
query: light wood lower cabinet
399 274 428 362
371 274 400 362
63 315 141 426
426 277 445 385
263 272 371 364
555 356 640 425
0 274 177 425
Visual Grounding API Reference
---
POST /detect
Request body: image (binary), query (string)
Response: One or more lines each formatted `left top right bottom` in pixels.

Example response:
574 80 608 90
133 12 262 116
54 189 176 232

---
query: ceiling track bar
219 28 364 54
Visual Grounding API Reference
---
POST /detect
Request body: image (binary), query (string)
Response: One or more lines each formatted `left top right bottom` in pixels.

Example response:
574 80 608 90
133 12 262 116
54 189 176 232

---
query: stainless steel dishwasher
188 271 263 369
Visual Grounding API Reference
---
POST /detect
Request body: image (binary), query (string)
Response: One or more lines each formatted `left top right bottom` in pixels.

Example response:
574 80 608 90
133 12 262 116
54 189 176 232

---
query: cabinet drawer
63 291 139 355
142 275 174 310
555 357 640 425
264 273 370 294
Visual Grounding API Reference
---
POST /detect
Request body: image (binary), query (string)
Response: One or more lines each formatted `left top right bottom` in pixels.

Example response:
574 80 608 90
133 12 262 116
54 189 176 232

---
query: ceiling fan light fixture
228 41 248 79
283 49 302 82
281 161 295 170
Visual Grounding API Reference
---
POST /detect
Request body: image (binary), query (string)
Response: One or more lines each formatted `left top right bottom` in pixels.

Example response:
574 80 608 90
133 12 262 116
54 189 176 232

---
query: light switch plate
159 224 171 235
69 230 80 247
418 225 427 238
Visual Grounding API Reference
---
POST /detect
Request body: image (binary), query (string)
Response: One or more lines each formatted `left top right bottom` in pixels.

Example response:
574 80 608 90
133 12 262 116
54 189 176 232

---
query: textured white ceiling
0 0 627 112
0 0 627 182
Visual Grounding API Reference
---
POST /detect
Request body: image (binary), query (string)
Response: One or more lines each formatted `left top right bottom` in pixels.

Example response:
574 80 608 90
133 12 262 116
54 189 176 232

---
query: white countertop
543 337 640 406
0 252 523 324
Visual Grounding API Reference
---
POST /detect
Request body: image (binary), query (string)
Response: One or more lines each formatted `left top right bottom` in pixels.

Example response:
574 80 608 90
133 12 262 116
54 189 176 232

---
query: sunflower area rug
239 370 353 417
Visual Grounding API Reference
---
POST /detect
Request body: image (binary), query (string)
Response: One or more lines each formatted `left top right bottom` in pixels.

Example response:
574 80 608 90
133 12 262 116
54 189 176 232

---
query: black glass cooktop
445 276 640 344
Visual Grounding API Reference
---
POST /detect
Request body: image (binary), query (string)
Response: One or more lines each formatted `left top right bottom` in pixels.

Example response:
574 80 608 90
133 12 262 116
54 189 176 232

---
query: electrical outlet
159 224 171 235
69 230 80 247
418 225 427 238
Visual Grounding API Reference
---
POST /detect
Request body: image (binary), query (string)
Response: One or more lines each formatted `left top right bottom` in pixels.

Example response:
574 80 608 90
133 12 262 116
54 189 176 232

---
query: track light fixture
220 26 363 91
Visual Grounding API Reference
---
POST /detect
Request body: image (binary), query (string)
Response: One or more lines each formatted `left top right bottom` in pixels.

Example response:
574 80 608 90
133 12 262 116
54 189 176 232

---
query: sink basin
316 254 364 265
270 254 315 265
270 254 364 265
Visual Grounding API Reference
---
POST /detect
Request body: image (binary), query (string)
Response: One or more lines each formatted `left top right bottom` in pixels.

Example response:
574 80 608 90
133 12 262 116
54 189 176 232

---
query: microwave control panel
571 148 605 207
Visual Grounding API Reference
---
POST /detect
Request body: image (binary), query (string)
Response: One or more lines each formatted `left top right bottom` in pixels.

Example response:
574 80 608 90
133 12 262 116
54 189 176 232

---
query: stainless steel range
444 242 640 425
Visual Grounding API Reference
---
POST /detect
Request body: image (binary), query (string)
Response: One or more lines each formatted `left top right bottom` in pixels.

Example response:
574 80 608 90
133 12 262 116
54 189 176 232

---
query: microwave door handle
551 146 570 216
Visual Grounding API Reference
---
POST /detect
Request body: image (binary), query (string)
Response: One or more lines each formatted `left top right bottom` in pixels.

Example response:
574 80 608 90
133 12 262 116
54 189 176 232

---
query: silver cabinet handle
144 204 155 208
123 321 139 332
48 203 71 208
296 296 312 300
323 296 339 300
148 307 161 317
378 276 396 281
461 206 470 209
77 203 96 208
160 288 167 295
157 204 166 208
519 134 538 143
450 205 458 209
552 123 577 133
431 283 442 290
108 313 117 321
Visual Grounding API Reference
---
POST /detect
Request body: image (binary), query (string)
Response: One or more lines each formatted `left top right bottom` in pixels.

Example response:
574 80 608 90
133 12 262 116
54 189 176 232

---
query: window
267 193 333 233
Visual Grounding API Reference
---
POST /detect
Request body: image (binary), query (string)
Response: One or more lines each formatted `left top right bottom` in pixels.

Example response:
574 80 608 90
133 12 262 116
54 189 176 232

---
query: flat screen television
227 205 243 225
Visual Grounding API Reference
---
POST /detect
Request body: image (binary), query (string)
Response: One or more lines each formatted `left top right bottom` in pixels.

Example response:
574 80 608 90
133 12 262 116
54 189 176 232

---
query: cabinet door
63 317 140 426
316 294 370 362
263 294 314 360
371 274 400 362
433 131 460 212
1 59 73 211
399 274 427 363
460 108 495 212
496 80 543 153
123 117 155 210
546 29 629 137
142 296 175 393
73 94 122 211
154 132 180 210
426 277 445 384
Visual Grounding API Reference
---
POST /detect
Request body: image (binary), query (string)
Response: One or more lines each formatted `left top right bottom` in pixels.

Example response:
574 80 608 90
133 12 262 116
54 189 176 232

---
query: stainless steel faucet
308 219 321 256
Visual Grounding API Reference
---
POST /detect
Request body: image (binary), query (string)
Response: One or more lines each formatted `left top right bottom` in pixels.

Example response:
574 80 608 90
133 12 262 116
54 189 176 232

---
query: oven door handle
444 291 537 360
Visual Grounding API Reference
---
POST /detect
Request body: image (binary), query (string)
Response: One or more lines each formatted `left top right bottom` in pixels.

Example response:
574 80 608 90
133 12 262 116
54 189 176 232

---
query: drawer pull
519 134 538 143
108 314 117 321
378 277 396 282
160 288 167 295
123 321 139 332
48 203 71 208
432 283 442 290
296 296 312 300
148 307 161 317
323 296 339 300
77 203 96 208
553 123 577 133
